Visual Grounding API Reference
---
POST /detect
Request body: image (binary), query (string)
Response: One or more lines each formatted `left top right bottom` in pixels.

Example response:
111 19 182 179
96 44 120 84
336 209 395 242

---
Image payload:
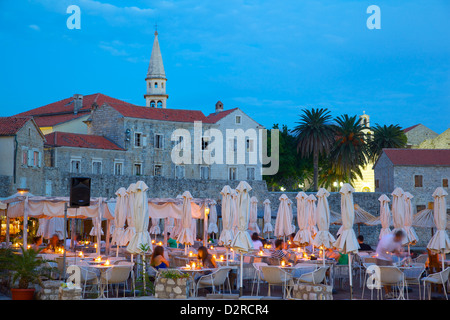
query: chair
414 254 428 264
76 261 100 298
362 257 378 264
378 266 406 300
401 264 425 300
422 267 450 300
251 262 268 296
267 257 281 266
296 266 328 285
260 266 293 298
173 256 189 267
195 267 232 296
100 265 133 298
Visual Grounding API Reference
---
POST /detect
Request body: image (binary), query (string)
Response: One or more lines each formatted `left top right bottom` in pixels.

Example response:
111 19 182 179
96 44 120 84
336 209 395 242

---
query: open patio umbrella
111 187 128 256
231 181 253 296
403 192 419 257
263 199 273 237
274 194 293 241
207 200 219 236
177 191 195 254
391 187 408 245
413 208 450 229
306 194 318 239
313 188 336 266
427 187 450 270
333 204 377 235
333 183 359 300
248 196 260 234
127 181 152 255
293 192 311 246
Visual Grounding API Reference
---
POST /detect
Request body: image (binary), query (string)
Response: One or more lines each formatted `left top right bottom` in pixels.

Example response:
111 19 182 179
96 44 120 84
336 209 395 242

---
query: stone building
0 117 46 196
374 148 450 212
417 128 450 149
403 124 438 148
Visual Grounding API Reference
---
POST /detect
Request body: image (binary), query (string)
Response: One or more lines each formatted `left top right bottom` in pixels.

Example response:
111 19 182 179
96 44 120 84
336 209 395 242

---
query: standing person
375 230 406 298
251 232 263 250
357 235 373 251
150 246 170 270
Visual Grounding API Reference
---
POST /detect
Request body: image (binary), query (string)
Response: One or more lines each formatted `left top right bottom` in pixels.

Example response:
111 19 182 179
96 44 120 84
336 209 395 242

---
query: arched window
157 101 163 108
150 101 156 108
154 82 158 88
148 82 151 88
161 82 164 89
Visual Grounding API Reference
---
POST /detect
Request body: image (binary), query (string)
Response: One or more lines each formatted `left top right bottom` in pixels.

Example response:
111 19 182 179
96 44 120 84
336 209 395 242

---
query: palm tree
329 114 369 183
368 124 407 162
292 108 335 191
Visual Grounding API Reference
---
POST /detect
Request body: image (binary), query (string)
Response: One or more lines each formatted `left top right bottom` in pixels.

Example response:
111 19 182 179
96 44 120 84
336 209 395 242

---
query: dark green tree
368 124 407 163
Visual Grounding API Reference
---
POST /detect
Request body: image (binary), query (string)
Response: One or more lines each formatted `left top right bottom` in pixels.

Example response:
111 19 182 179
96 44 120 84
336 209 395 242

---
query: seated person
288 233 299 249
197 246 217 269
46 234 60 252
31 236 43 251
251 232 263 250
167 232 178 248
150 246 170 270
357 235 372 251
271 239 290 263
325 248 348 265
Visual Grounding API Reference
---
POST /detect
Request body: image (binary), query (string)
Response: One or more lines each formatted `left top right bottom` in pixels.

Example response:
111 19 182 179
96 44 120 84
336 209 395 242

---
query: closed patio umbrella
306 194 318 238
391 187 408 245
111 187 128 256
123 183 136 244
248 196 260 234
262 199 273 237
207 200 219 236
231 189 239 235
89 197 104 255
219 185 234 247
177 191 195 254
403 192 419 257
427 187 450 270
313 188 336 265
127 181 152 255
293 192 311 246
287 198 296 234
274 194 293 240
378 194 392 240
333 183 359 300
231 181 253 296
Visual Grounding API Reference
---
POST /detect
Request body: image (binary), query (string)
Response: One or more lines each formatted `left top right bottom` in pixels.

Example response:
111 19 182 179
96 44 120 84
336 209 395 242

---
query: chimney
215 101 223 113
73 94 83 114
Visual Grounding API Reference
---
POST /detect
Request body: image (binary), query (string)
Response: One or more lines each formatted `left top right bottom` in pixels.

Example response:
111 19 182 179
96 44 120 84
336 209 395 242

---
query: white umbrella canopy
262 199 273 234
166 217 175 234
248 196 260 234
293 192 312 246
313 188 336 249
37 217 65 240
207 200 219 234
378 194 392 240
123 184 136 244
231 181 253 253
176 191 195 247
89 197 104 237
391 187 408 245
427 187 450 258
334 184 359 254
403 192 419 246
274 194 293 238
231 189 239 235
218 185 234 246
127 181 152 255
149 218 161 235
111 187 129 256
287 198 296 234
306 194 318 237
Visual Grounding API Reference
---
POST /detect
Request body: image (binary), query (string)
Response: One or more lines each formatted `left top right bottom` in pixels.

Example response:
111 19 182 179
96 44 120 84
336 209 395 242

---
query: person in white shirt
251 233 263 250
375 230 406 298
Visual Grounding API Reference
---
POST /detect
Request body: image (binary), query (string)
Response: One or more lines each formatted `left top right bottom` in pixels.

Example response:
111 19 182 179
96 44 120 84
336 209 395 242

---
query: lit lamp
27 245 31 249
95 256 102 263
191 262 196 269
189 251 193 257
281 260 286 267
212 254 217 259
220 255 224 261
258 250 263 256
94 243 97 249
17 188 30 195
104 259 110 266
210 245 214 250
79 251 84 258
158 241 163 246
151 240 155 244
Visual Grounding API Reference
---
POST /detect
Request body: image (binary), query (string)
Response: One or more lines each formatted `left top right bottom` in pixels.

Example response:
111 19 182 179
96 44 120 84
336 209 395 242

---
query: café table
84 262 115 299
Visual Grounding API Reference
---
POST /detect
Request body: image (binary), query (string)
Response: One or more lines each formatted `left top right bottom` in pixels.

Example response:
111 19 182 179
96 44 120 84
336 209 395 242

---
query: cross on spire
154 22 158 36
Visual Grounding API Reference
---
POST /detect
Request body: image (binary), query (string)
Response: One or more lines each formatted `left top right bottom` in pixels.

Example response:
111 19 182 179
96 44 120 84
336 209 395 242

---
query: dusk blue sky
0 0 449 133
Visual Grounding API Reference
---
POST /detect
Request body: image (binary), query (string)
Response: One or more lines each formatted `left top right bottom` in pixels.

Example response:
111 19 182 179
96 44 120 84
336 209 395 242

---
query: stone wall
291 283 333 300
36 280 63 300
154 276 188 299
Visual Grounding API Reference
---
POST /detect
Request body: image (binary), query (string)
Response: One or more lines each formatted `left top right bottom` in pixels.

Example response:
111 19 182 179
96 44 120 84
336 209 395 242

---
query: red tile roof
383 148 450 166
205 108 238 123
44 132 124 151
403 124 420 133
0 117 32 135
107 102 212 123
15 93 136 127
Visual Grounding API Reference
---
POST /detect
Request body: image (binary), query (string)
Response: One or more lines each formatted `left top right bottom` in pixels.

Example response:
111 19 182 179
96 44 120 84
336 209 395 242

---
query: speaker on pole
70 177 91 207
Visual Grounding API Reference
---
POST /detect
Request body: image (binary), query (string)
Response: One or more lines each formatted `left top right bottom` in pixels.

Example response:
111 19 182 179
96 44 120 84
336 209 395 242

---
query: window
416 205 426 213
22 150 27 165
150 101 156 108
114 162 123 175
200 166 210 180
175 165 185 179
235 116 241 124
92 160 102 174
414 175 423 187
201 137 209 151
443 179 449 188
246 138 254 153
161 82 164 89
375 179 379 189
154 165 162 176
33 151 39 167
134 133 142 147
229 167 237 180
157 101 163 108
155 134 164 149
174 135 184 151
148 83 151 88
247 167 255 180
154 82 158 88
70 159 81 173
134 163 142 175
228 138 237 152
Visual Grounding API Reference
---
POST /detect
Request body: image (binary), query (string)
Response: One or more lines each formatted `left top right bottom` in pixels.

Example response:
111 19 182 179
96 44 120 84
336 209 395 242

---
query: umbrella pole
323 249 326 267
348 253 353 300
226 247 229 266
239 254 243 297
442 253 445 271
